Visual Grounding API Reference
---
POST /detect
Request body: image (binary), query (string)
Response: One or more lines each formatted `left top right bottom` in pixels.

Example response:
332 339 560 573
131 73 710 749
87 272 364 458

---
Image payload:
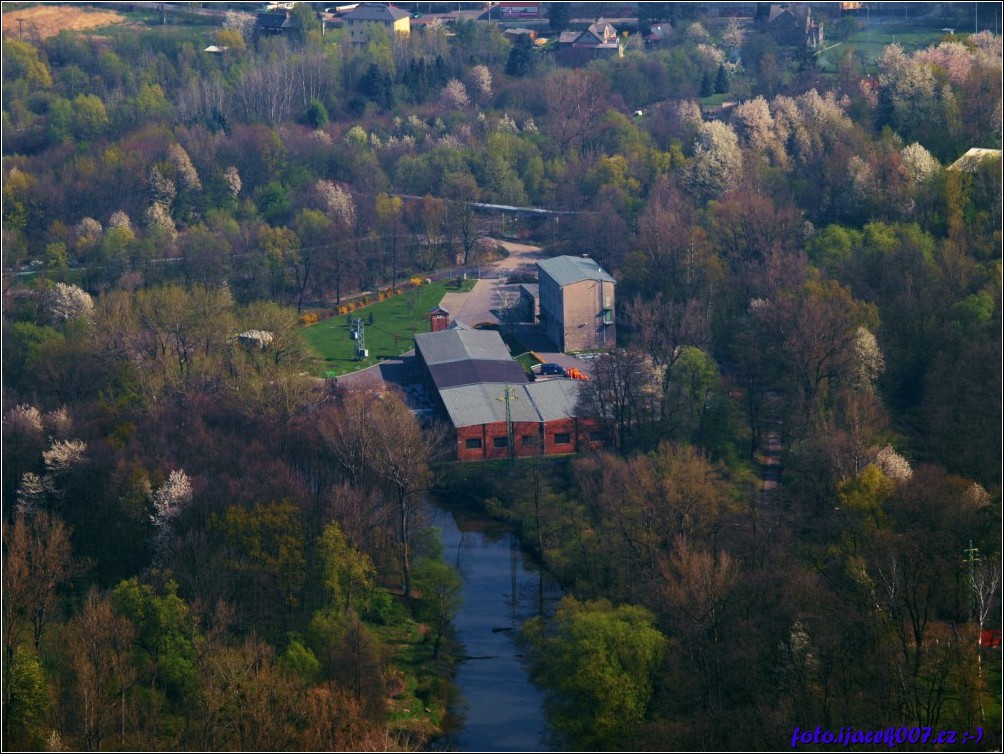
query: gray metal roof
439 382 543 428
538 256 616 287
429 359 529 390
343 3 410 22
439 378 584 428
525 379 583 421
414 329 512 365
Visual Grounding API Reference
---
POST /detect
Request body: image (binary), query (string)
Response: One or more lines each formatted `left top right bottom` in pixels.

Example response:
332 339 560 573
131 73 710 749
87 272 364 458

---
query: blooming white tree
108 210 132 232
441 78 470 110
148 165 177 208
683 120 743 199
16 472 52 515
223 165 242 198
470 64 492 98
852 326 885 391
6 404 44 435
43 439 87 476
900 142 941 183
145 202 178 243
46 283 94 323
870 445 912 482
167 143 202 191
74 217 103 250
315 179 356 229
150 469 193 564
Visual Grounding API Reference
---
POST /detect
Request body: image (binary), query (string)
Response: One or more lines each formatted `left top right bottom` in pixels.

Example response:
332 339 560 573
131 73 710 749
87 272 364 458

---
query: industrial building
413 328 602 461
538 255 616 353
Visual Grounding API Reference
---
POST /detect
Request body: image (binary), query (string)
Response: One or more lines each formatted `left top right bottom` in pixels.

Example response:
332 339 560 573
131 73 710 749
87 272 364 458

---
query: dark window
493 436 509 448
554 433 571 444
521 434 537 445
589 431 603 442
465 438 482 449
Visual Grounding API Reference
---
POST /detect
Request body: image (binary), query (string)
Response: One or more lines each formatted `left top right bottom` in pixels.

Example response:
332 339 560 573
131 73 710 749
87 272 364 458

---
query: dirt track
2 5 127 39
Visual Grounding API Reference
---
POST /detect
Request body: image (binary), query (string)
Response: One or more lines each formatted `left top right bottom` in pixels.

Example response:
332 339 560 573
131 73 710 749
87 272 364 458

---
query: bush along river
429 503 562 752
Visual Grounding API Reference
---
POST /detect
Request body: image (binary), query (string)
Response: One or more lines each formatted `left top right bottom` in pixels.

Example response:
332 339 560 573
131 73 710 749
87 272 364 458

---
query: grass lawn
821 24 950 72
301 280 474 377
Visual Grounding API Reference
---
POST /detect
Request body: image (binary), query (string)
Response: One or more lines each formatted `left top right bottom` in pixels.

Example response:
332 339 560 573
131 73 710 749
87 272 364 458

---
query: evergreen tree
700 70 714 97
714 63 729 94
506 35 536 78
548 2 570 32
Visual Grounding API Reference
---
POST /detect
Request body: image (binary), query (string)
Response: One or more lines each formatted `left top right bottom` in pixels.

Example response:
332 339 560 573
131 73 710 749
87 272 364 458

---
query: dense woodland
2 2 1002 751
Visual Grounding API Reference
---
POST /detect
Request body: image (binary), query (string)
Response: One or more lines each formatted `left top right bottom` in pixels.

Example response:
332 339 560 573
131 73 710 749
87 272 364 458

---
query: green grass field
301 280 475 377
819 23 951 73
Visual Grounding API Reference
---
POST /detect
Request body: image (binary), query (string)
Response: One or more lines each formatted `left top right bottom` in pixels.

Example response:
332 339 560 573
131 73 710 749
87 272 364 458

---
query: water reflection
430 505 561 752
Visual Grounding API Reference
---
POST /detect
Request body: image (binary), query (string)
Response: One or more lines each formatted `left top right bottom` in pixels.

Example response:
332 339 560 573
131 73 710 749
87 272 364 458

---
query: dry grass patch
2 5 127 39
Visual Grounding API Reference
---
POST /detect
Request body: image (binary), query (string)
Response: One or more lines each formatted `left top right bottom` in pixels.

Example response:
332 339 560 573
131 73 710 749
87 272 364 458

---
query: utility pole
965 540 980 622
496 384 518 463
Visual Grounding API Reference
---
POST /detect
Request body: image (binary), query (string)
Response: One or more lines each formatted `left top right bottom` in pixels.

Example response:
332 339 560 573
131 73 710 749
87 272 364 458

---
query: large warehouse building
414 329 602 461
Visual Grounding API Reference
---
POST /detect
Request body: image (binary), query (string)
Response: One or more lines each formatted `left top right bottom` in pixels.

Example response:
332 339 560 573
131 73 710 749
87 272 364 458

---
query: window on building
521 434 537 445
493 436 509 448
589 431 603 442
601 308 614 325
465 438 482 450
554 433 571 444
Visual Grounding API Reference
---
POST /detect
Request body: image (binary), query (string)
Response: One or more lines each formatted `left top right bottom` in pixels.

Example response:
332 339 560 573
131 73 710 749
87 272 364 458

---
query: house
341 2 410 45
537 255 615 353
237 330 274 349
948 148 1002 172
255 9 293 35
556 21 623 64
413 328 602 461
766 3 823 48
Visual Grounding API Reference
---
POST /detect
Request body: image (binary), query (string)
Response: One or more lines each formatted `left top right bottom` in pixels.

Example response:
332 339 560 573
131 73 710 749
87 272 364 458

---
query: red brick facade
454 417 603 462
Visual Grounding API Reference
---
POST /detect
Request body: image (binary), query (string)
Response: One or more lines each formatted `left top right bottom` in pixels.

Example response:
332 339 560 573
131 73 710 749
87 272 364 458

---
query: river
430 505 561 752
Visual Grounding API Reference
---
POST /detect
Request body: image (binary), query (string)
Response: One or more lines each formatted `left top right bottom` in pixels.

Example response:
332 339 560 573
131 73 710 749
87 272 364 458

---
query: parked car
539 363 565 377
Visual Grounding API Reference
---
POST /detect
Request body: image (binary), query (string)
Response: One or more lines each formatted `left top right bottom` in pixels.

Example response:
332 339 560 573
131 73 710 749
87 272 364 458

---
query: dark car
539 363 565 377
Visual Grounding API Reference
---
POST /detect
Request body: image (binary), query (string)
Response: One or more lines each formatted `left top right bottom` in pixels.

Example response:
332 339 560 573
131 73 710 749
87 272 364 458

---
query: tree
46 282 93 324
440 78 470 110
150 469 192 566
714 63 729 94
415 553 462 658
2 647 50 750
505 34 537 78
374 193 403 293
318 521 376 614
324 389 446 597
443 173 483 267
65 589 138 751
543 68 611 157
548 2 570 32
576 348 660 450
683 120 743 199
3 511 78 660
524 597 666 750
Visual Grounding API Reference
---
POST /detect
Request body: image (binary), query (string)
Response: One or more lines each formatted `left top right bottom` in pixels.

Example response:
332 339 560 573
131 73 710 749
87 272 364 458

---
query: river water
430 505 561 752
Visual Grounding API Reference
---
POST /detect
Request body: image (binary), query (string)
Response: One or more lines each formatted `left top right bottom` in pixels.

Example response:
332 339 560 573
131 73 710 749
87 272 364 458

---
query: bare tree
2 511 78 660
322 390 448 596
577 348 660 450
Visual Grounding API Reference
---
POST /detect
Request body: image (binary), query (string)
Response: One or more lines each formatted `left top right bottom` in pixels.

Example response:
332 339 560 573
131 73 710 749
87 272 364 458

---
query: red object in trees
980 629 1001 649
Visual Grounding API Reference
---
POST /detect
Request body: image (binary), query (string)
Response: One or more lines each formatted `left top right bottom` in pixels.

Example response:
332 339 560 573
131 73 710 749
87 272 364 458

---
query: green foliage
524 597 666 750
2 648 50 750
304 98 329 129
318 522 376 614
111 578 199 700
280 637 322 683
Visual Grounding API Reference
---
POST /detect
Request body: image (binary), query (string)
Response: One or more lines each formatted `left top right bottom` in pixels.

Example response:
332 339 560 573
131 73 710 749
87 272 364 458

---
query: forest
2 1 1001 750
